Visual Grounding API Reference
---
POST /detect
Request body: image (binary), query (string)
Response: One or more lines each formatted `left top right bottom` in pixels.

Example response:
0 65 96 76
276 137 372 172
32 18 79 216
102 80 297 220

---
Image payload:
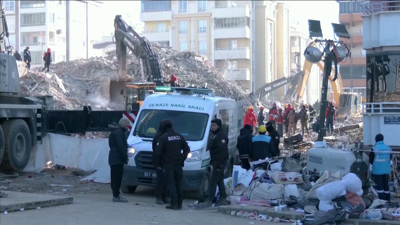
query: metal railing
362 1 400 15
215 4 249 9
214 47 250 51
362 102 400 114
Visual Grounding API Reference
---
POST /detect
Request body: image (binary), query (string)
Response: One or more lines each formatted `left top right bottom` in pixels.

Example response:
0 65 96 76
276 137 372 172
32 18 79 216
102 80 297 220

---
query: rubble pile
20 43 253 110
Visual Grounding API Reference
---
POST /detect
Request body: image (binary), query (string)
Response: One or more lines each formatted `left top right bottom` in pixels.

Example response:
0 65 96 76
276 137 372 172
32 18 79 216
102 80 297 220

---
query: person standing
257 106 265 126
276 108 284 137
299 105 309 136
236 124 253 170
268 103 278 128
287 109 297 136
13 50 22 61
243 106 257 134
199 119 229 208
23 46 31 69
325 101 336 135
266 122 280 157
155 120 190 210
284 104 293 135
152 121 169 205
42 48 52 72
108 118 131 202
369 134 392 201
249 125 277 162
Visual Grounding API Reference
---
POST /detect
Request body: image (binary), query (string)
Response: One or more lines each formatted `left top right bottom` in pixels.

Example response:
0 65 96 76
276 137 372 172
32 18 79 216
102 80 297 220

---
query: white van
121 87 243 197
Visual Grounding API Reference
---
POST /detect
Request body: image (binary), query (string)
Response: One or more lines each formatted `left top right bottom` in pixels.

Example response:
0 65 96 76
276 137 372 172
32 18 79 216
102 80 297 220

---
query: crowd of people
13 46 52 72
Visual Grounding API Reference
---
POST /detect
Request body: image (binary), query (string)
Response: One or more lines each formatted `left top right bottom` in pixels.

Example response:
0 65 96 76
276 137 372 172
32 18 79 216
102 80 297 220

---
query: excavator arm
114 15 164 86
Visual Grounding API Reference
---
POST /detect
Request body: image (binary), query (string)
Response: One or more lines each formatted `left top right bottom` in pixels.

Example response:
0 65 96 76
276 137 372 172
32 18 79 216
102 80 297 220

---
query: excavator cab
124 82 156 111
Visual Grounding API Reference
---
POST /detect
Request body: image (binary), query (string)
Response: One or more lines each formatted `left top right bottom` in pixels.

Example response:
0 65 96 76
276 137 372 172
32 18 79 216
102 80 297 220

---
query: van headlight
186 150 202 162
128 147 136 157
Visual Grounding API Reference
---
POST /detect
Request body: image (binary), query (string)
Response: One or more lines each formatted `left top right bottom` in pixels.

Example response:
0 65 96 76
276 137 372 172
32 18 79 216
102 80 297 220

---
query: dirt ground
0 168 290 225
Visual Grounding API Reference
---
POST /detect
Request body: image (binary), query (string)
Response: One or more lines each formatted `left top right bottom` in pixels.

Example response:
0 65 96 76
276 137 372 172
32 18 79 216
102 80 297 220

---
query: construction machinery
0 5 125 172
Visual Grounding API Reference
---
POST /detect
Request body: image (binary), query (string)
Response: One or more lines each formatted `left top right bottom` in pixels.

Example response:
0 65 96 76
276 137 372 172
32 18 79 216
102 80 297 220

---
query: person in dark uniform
236 124 252 170
266 122 280 157
152 121 169 205
199 119 229 208
23 46 31 69
369 134 393 201
155 120 190 210
108 118 131 202
325 101 336 135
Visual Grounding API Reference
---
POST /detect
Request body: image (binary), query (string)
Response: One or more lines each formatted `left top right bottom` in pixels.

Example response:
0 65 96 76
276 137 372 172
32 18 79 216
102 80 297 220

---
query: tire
0 126 5 166
120 185 137 194
189 170 210 200
0 120 32 172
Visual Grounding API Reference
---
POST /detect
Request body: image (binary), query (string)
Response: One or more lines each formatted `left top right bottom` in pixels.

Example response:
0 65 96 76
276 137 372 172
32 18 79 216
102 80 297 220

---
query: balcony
212 5 250 18
362 1 400 49
140 11 172 22
226 68 250 81
214 27 250 39
338 57 366 66
214 47 250 60
141 29 170 42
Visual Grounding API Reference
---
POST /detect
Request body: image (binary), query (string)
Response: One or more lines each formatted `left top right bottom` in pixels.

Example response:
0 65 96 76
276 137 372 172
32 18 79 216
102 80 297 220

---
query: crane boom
114 15 163 86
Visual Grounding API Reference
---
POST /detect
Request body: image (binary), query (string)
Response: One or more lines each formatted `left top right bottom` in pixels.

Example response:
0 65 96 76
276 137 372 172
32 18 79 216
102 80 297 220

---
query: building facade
140 0 291 93
338 0 367 98
3 0 102 66
362 0 400 102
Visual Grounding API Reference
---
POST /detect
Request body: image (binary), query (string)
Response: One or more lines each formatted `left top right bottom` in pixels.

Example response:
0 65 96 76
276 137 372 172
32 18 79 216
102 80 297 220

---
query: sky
97 0 339 39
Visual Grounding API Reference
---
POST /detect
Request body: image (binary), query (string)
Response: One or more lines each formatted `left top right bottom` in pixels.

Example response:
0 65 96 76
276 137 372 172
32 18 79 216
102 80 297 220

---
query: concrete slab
0 191 73 212
216 205 400 225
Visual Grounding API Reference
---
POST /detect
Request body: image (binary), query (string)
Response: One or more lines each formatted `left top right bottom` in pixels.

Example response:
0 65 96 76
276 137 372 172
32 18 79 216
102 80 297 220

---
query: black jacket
236 128 252 159
23 49 31 62
152 128 164 166
267 126 280 156
250 134 277 161
258 110 265 125
108 123 128 165
13 52 22 61
155 128 190 168
208 128 229 169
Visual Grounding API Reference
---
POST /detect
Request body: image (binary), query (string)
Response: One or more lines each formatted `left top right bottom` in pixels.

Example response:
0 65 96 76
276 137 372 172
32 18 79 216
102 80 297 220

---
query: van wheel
0 126 5 166
190 170 210 200
121 185 137 194
1 120 32 172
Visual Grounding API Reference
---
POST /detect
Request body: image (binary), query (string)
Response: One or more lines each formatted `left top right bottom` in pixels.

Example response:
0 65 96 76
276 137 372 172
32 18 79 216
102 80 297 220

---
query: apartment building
3 0 102 66
140 0 291 94
337 0 366 98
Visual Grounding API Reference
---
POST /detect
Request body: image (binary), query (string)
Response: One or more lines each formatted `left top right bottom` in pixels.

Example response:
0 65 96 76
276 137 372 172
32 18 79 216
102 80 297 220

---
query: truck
121 86 243 198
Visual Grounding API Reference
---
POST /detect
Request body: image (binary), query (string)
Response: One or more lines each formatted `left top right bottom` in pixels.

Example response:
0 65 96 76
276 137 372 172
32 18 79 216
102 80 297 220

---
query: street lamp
304 20 351 141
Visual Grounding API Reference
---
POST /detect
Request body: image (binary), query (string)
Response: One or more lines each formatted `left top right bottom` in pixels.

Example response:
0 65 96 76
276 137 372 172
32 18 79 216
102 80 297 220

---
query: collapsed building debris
20 42 254 110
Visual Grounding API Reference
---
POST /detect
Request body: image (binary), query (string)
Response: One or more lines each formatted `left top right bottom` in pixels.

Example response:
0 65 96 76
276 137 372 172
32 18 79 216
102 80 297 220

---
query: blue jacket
372 141 392 175
250 134 277 161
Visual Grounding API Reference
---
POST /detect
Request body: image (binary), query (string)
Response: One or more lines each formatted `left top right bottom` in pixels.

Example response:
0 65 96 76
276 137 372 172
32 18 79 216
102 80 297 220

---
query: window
179 41 187 51
21 1 45 9
179 21 187 34
21 13 46 27
227 40 237 50
6 16 15 31
339 1 362 14
215 17 250 29
141 1 171 12
4 0 15 11
49 13 55 23
179 0 187 13
198 0 207 12
8 35 15 48
228 61 237 70
340 66 367 79
219 109 230 135
134 110 209 141
157 23 166 32
33 37 39 44
198 20 207 33
198 41 207 55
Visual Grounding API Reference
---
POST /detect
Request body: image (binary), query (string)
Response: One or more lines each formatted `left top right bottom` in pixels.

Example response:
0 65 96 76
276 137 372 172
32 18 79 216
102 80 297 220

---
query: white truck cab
121 87 243 197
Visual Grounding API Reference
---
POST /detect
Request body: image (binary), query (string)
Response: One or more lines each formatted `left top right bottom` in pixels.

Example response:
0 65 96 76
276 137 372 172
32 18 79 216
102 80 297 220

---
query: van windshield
133 110 209 141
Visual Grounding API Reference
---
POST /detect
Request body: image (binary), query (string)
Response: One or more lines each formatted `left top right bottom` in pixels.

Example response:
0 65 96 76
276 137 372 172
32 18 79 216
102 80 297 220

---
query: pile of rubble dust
20 42 254 110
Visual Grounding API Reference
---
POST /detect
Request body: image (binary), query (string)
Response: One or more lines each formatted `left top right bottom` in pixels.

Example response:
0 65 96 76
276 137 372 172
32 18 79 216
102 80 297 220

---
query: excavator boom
114 15 163 86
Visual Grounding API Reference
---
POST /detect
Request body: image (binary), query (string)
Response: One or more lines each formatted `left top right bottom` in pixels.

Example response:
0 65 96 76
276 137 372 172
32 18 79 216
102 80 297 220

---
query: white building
3 0 102 65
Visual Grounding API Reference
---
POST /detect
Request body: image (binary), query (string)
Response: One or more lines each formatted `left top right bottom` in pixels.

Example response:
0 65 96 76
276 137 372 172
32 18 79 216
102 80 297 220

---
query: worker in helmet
325 101 336 135
243 106 257 134
164 74 179 87
257 106 265 126
268 103 278 128
249 125 277 162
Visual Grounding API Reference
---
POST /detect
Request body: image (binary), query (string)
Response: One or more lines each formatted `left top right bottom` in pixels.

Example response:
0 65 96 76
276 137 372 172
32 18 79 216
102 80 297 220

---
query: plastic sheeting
23 133 111 183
